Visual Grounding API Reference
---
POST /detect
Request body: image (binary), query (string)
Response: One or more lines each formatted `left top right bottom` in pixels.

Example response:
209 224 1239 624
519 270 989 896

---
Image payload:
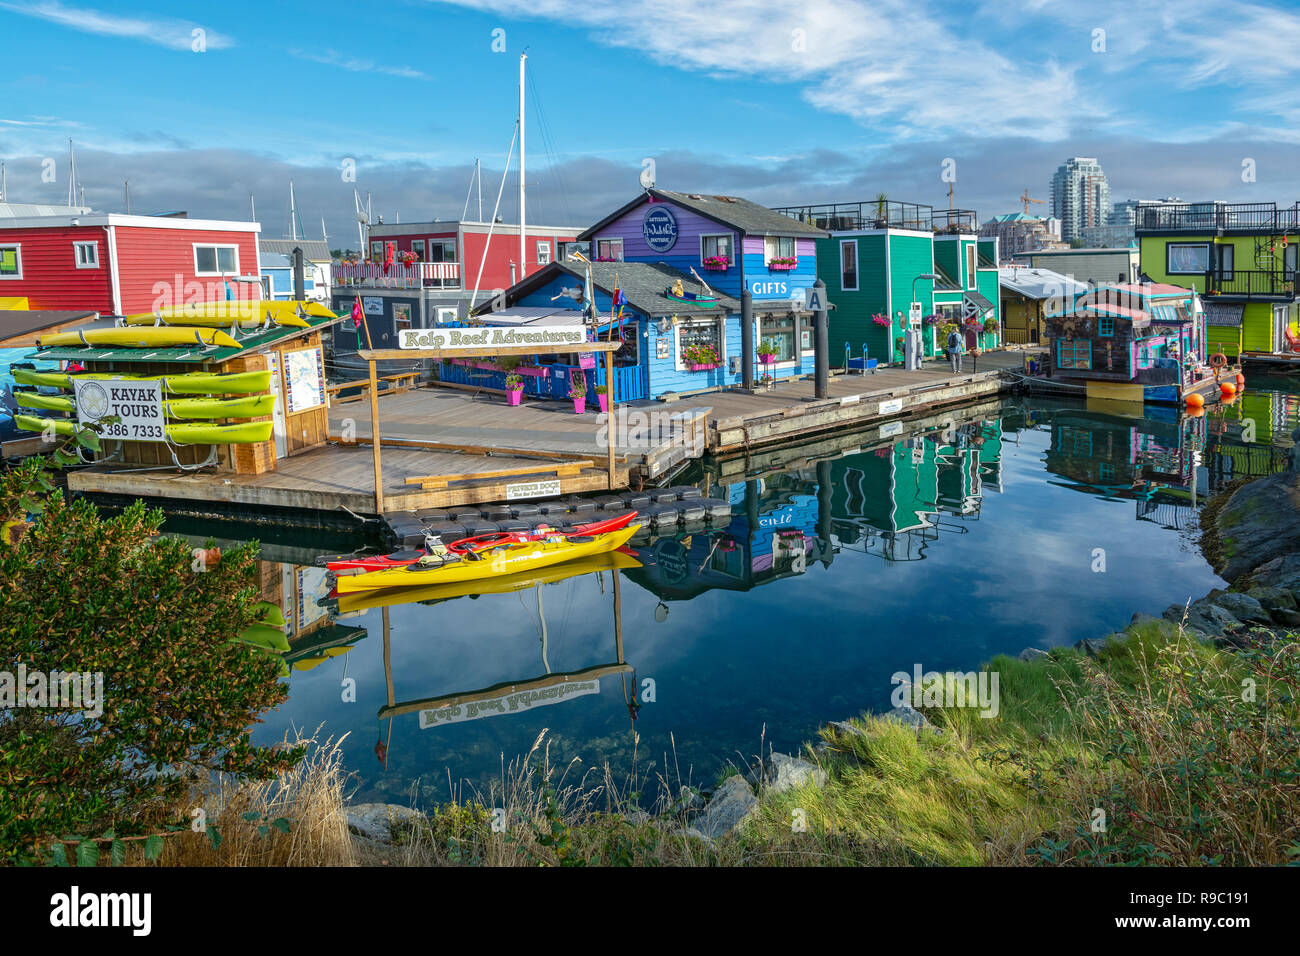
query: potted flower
683 342 721 371
872 313 890 327
923 314 942 326
504 372 524 406
702 254 730 271
397 250 418 267
595 384 609 413
768 256 798 270
757 338 778 364
569 369 587 414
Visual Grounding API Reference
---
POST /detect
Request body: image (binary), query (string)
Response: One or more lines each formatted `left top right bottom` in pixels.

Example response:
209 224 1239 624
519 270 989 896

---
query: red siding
112 225 260 314
462 229 578 290
0 226 114 312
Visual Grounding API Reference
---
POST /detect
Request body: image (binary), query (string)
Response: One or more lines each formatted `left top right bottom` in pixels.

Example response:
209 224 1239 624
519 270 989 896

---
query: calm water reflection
174 385 1297 805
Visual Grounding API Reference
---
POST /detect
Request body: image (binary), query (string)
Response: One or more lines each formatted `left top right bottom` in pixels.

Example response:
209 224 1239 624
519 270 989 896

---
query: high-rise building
1051 157 1111 243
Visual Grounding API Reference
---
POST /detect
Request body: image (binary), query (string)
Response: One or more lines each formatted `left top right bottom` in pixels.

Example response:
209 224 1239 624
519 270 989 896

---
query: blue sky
2 0 1299 244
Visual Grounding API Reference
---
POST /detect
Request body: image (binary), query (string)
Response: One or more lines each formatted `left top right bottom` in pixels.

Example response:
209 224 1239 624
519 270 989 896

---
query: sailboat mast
1 161 7 202
519 51 526 280
477 158 482 221
67 140 77 207
289 180 299 240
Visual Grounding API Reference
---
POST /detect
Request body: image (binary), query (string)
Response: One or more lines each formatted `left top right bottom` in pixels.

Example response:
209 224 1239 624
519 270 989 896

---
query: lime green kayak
15 415 273 445
164 394 275 419
236 623 290 652
10 367 272 395
14 391 73 412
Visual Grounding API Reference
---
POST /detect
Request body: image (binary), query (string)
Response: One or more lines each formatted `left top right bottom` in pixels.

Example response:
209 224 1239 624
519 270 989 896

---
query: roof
368 220 581 237
0 201 95 219
934 263 962 291
578 189 827 242
0 213 259 232
984 212 1045 224
1099 281 1193 299
997 267 1091 300
1204 301 1245 327
27 312 342 365
0 309 99 346
474 307 584 327
259 253 293 270
964 290 995 311
492 260 741 317
259 239 332 261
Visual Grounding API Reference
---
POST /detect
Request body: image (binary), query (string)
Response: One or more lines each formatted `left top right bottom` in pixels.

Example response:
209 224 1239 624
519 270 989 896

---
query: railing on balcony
773 199 934 232
1207 269 1298 298
931 208 980 234
334 261 461 289
1134 201 1300 234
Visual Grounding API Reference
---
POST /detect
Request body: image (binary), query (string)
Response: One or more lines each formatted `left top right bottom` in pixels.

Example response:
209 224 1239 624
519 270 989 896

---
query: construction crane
1020 188 1046 215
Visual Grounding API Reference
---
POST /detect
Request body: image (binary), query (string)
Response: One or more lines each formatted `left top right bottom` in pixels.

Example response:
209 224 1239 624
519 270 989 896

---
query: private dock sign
73 378 165 442
398 326 589 350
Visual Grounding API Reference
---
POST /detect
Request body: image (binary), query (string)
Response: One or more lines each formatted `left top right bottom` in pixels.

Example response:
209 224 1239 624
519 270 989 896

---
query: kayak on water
334 524 640 594
38 327 242 349
10 366 273 395
14 414 273 445
320 510 639 572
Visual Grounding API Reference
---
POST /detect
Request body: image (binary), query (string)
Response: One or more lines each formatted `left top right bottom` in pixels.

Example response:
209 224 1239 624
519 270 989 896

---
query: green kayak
11 367 272 395
14 415 273 445
14 389 274 420
14 390 74 412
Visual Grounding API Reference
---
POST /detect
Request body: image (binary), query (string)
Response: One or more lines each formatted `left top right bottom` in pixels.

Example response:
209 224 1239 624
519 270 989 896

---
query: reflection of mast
377 605 393 768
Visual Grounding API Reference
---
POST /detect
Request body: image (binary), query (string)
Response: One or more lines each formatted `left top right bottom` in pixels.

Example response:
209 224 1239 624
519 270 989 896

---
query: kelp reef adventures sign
418 680 601 728
397 326 590 351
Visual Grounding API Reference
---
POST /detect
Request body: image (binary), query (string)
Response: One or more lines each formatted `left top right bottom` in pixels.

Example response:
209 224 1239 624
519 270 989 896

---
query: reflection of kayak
38 327 241 349
335 525 639 593
336 548 642 614
121 299 334 329
15 414 273 445
11 367 272 395
321 511 639 571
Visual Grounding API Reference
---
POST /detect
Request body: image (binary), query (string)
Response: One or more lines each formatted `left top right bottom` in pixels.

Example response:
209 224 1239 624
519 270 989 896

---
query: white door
268 352 289 458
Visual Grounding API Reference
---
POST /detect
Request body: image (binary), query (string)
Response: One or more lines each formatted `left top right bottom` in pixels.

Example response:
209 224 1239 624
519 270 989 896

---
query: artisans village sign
397 326 590 350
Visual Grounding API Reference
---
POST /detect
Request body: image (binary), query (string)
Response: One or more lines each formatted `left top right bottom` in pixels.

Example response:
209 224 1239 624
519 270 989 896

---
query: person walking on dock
946 327 964 374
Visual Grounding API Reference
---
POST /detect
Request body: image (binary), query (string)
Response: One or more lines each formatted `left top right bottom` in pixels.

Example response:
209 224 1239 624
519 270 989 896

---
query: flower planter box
702 260 729 271
597 393 608 413
768 260 797 271
688 363 720 372
572 397 586 414
506 388 523 407
758 354 776 365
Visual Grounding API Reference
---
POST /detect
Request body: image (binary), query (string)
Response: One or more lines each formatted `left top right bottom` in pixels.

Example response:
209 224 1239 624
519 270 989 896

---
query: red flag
351 297 364 329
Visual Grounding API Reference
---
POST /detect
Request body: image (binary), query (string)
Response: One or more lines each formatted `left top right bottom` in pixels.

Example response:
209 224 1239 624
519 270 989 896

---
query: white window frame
435 307 459 324
764 236 795 266
193 243 240 277
73 240 100 269
536 239 552 265
672 317 727 372
840 239 858 291
699 232 733 265
596 237 624 261
0 243 22 280
410 239 425 261
370 241 384 261
966 244 977 288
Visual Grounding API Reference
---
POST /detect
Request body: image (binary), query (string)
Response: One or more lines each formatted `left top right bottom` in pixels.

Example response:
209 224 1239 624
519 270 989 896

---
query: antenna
124 179 130 214
519 50 527 280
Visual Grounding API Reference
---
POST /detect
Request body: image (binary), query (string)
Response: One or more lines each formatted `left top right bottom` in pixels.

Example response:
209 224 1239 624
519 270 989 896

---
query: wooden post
605 348 616 490
368 358 384 515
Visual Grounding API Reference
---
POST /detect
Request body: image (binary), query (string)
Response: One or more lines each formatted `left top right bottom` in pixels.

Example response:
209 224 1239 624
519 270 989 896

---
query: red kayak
321 511 638 572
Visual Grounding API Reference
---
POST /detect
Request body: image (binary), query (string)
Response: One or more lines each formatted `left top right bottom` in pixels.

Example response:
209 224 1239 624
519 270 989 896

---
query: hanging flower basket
872 313 890 327
702 255 730 271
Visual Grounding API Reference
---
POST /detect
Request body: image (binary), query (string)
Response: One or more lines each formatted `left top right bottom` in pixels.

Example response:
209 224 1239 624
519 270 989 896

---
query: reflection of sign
507 479 561 500
419 680 600 728
284 347 325 413
642 206 678 253
653 538 689 586
398 326 588 350
73 378 164 442
296 566 331 632
362 296 383 315
880 420 903 438
879 398 903 415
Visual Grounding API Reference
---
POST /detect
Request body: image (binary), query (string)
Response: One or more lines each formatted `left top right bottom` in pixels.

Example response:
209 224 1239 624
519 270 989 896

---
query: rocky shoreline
344 469 1300 850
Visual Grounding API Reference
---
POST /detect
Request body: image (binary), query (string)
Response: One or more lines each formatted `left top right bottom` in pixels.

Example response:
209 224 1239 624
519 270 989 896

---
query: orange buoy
1235 372 1245 386
1220 382 1237 398
1185 405 1205 418
1185 392 1205 409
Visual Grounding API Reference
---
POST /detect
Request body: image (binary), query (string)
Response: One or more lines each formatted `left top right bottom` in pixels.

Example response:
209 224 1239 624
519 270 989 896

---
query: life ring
447 531 518 554
1209 352 1227 369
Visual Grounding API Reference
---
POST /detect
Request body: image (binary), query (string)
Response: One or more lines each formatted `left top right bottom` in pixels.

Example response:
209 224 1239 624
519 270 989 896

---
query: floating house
1134 200 1300 368
259 252 317 301
0 209 262 315
259 238 332 302
771 200 1000 365
1042 281 1225 404
1011 246 1139 286
468 189 827 401
998 266 1090 346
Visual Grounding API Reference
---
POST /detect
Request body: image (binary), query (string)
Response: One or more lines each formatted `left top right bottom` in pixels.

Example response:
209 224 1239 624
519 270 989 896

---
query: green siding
889 233 937 357
820 233 891 362
1242 302 1274 352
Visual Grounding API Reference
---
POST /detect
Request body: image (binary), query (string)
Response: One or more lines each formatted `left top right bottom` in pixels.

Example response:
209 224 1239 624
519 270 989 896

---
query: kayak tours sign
397 326 589 351
73 378 165 442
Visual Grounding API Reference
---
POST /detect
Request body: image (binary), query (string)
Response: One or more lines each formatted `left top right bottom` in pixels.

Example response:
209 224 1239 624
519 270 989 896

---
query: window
674 319 725 371
370 241 384 261
966 245 977 288
701 233 733 266
1098 316 1114 337
537 240 552 266
1217 243 1233 281
840 240 858 290
1167 243 1210 275
410 240 425 261
393 303 412 331
0 243 22 279
425 240 457 262
1057 338 1092 370
436 307 459 324
73 241 99 269
596 238 623 261
760 314 797 362
194 244 239 276
764 236 795 265
1287 244 1297 275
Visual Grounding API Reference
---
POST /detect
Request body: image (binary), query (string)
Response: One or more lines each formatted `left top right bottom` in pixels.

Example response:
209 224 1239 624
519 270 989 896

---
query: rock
1130 612 1164 628
1074 636 1109 657
344 803 426 844
1210 592 1269 624
1246 586 1297 614
1214 473 1300 583
693 775 757 839
762 752 828 794
1270 608 1300 629
623 809 651 825
1018 646 1049 661
827 719 865 737
884 701 941 735
1190 600 1246 633
1250 554 1300 592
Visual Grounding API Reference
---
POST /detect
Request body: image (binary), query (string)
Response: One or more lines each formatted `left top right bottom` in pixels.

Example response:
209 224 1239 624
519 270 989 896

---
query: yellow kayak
164 394 275 419
15 414 272 445
39 327 241 349
335 525 640 594
337 549 643 613
11 367 272 394
13 391 73 412
121 299 331 329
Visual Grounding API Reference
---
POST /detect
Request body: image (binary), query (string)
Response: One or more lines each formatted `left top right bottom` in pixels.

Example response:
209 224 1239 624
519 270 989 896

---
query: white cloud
0 1 234 51
288 48 431 81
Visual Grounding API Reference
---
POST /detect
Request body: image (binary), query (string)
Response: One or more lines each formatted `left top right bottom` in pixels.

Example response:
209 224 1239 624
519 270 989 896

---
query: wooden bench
327 372 423 405
404 459 594 490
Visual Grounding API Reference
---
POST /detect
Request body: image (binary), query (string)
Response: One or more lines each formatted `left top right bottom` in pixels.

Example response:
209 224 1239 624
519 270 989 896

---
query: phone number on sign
100 423 165 440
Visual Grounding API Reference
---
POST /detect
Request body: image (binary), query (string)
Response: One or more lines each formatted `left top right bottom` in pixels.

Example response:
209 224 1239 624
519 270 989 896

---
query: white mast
477 158 482 221
518 51 527 280
289 180 298 239
321 214 328 242
250 193 256 222
124 179 130 213
67 139 77 207
1 161 6 202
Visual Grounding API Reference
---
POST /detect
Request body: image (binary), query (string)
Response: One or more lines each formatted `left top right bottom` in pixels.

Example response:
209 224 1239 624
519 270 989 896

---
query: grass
118 620 1300 867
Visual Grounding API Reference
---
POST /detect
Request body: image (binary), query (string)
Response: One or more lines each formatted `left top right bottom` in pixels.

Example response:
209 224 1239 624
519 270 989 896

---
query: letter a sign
804 286 827 312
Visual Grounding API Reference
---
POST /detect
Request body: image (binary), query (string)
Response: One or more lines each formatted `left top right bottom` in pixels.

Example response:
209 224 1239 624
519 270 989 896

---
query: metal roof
258 238 332 261
497 260 740 317
997 267 1091 300
0 201 95 218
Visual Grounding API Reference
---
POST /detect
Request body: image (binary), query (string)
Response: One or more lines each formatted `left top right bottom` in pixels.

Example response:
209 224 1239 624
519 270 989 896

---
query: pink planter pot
578 354 595 369
759 354 775 364
688 363 720 372
572 397 586 414
597 393 608 413
768 261 797 270
506 388 523 407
